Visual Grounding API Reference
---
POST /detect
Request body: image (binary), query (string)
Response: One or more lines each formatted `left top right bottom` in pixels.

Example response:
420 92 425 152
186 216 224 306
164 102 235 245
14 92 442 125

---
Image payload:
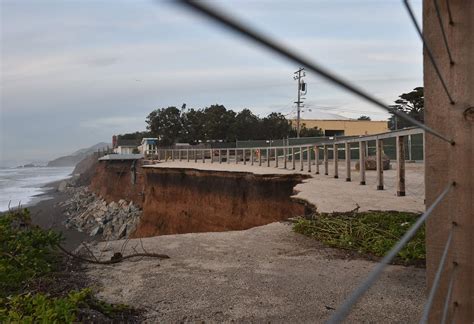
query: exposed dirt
89 160 145 206
133 168 312 237
89 160 313 238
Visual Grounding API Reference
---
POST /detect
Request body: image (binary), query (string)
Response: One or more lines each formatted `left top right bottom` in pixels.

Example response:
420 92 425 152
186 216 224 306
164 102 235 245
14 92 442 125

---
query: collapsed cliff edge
86 158 314 238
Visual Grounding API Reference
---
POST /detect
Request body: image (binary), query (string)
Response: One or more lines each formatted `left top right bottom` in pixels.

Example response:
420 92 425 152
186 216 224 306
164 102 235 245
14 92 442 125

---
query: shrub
0 209 63 297
293 211 425 264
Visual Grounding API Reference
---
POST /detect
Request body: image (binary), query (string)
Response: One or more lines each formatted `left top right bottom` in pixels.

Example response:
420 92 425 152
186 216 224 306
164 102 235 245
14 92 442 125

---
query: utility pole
293 67 306 138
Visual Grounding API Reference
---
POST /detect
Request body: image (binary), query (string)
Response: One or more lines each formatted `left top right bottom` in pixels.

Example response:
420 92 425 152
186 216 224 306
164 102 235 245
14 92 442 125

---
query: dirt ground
86 222 425 323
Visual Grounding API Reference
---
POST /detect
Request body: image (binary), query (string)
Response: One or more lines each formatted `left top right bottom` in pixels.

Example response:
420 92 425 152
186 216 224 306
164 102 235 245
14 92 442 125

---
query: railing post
359 141 366 185
300 146 304 171
194 149 197 163
235 149 238 164
408 134 412 161
243 149 246 165
345 142 351 182
227 149 230 164
333 143 339 179
186 149 189 162
202 149 205 163
396 136 406 196
275 148 278 168
251 149 254 165
259 149 262 166
178 149 182 161
210 149 213 163
307 146 311 172
376 139 383 190
267 148 270 167
292 147 296 170
219 149 222 164
284 147 287 169
315 146 320 174
324 145 328 175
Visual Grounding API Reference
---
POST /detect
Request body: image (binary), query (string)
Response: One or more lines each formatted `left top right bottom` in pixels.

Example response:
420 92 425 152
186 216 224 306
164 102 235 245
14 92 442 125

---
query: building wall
116 146 135 154
292 119 389 136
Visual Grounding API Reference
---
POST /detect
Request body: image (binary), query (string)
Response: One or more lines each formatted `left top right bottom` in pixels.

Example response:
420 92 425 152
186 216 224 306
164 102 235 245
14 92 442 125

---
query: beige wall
291 119 388 136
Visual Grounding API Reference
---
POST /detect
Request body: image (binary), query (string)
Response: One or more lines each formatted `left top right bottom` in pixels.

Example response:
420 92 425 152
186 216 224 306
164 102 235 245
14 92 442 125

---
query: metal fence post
251 149 254 165
284 147 287 169
333 143 339 179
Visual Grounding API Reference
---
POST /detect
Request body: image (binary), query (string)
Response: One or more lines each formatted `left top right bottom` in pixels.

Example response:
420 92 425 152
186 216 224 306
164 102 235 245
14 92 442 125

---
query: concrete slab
146 160 425 213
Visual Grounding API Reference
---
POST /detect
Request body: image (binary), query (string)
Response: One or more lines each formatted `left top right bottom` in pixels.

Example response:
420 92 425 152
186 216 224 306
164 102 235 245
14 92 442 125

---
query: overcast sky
0 0 422 166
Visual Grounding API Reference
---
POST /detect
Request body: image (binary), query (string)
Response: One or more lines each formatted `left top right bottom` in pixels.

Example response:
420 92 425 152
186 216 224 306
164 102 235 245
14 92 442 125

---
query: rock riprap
59 187 141 240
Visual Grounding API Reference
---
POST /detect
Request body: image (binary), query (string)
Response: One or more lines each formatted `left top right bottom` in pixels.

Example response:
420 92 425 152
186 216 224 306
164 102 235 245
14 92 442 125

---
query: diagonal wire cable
433 0 454 65
445 0 454 25
326 183 453 324
420 226 454 323
176 0 455 145
441 263 457 324
403 0 455 104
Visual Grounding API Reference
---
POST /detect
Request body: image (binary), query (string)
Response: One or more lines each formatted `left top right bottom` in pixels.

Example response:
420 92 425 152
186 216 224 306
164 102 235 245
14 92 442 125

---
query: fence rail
148 127 423 198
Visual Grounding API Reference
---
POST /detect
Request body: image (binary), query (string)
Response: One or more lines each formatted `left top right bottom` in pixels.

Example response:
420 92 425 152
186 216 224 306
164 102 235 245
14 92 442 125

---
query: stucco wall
293 120 388 136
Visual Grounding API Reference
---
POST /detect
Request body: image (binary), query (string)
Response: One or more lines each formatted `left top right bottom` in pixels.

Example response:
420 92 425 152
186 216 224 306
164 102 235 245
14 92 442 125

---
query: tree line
118 87 424 146
143 104 322 146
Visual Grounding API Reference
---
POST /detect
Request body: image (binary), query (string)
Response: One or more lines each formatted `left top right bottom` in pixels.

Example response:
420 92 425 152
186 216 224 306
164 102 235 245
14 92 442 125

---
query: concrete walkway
86 222 425 323
146 160 425 213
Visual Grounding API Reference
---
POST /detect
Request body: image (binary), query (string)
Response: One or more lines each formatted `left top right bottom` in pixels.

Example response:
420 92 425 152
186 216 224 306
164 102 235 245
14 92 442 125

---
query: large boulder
355 154 390 170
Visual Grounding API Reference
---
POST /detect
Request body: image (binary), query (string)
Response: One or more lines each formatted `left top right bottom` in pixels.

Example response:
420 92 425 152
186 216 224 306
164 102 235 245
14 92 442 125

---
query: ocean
0 166 74 212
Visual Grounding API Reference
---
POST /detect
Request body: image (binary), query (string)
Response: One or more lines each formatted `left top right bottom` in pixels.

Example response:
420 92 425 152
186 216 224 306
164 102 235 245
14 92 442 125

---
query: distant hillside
47 142 110 167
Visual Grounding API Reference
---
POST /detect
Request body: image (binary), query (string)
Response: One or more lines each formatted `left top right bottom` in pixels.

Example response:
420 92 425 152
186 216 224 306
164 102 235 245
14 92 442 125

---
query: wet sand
26 180 96 250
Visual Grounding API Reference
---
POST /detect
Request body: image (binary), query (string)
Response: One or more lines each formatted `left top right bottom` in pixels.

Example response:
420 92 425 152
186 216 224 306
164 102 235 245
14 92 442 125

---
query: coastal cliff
87 160 312 238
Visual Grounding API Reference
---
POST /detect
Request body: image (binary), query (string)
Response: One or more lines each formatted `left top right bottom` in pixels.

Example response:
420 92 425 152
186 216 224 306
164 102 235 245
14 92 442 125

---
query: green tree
230 109 260 140
200 104 236 141
389 87 424 130
261 113 292 139
146 107 182 146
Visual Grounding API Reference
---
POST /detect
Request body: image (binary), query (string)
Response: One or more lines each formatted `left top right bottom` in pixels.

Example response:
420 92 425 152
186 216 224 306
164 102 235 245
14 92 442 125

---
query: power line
176 0 454 145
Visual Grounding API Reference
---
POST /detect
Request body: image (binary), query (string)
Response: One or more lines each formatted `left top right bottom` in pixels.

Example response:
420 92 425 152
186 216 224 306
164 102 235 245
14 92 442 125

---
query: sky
0 0 423 166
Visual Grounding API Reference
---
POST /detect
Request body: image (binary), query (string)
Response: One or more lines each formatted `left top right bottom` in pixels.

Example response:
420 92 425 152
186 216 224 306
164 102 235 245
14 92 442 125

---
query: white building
140 138 158 155
113 139 140 154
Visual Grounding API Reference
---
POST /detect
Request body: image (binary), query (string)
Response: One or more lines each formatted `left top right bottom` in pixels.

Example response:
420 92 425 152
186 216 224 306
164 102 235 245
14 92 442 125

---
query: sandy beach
26 180 96 250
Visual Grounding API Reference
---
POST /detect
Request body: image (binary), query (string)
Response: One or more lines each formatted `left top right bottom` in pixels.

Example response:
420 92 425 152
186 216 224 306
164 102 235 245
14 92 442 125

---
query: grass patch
293 211 425 265
0 209 140 322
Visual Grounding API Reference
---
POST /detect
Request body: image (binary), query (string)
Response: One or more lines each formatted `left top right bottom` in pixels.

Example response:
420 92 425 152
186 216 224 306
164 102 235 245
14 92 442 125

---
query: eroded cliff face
133 168 311 237
89 160 145 206
89 161 312 238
